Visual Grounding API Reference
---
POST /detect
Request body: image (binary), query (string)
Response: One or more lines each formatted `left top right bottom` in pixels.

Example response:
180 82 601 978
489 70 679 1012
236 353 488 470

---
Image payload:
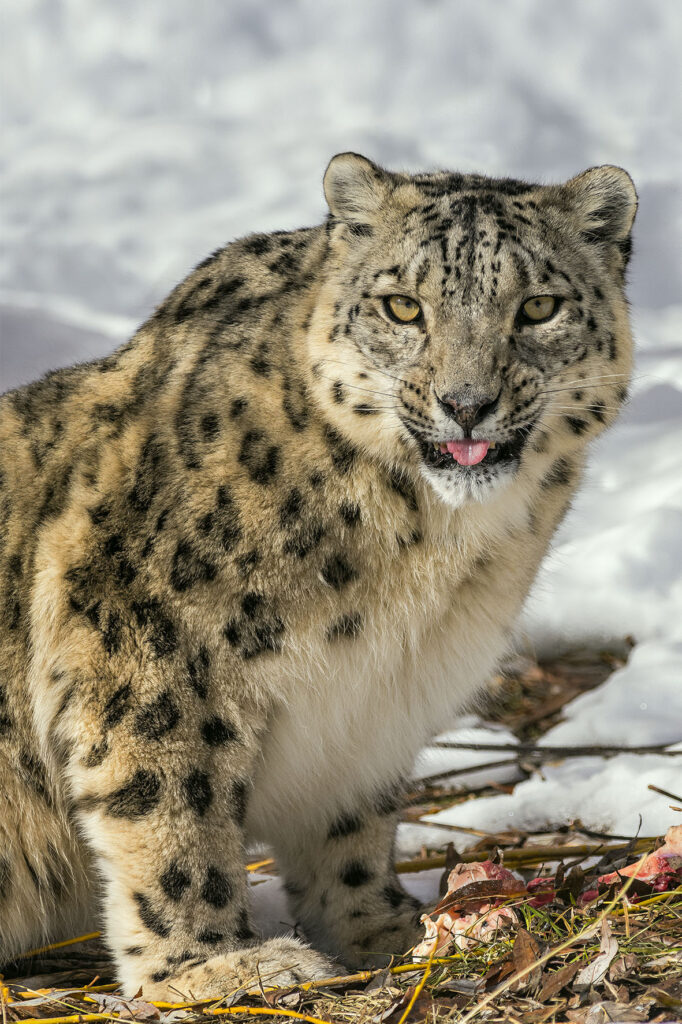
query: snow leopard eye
519 295 560 323
383 295 423 324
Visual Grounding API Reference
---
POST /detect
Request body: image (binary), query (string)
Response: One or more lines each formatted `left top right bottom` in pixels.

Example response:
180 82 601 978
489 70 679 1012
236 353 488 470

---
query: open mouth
417 432 527 472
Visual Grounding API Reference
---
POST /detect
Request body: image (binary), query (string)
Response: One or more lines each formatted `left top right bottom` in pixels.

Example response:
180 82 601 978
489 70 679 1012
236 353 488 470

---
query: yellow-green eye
521 295 558 323
384 295 422 323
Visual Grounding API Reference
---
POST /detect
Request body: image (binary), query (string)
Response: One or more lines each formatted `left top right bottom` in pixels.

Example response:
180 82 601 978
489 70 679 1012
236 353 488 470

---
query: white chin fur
421 463 516 507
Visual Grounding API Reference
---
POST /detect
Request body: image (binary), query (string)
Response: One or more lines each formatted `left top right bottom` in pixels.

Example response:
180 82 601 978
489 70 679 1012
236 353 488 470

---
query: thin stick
429 740 681 756
6 1017 105 1023
198 1007 332 1024
416 756 520 787
8 1012 331 1024
648 782 682 803
612 889 682 914
13 985 118 1002
246 858 275 872
13 931 102 959
395 837 653 874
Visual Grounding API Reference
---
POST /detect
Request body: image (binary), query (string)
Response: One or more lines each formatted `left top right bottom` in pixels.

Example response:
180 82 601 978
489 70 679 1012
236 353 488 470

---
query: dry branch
429 740 682 756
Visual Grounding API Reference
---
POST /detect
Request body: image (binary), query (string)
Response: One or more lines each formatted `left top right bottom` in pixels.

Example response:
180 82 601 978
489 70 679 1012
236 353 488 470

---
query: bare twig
414 756 521 788
429 740 681 756
394 837 655 874
648 782 682 803
12 932 103 960
413 740 681 790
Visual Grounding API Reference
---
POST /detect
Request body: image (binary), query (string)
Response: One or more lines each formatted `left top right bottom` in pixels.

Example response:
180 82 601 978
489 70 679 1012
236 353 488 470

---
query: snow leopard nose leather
436 388 501 432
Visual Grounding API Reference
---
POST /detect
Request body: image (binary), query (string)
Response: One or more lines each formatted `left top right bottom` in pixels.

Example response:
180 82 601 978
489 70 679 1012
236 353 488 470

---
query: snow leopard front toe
140 938 339 1001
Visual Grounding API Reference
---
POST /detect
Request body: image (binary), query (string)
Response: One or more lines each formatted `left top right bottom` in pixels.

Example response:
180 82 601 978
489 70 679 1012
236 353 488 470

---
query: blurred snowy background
1 0 681 860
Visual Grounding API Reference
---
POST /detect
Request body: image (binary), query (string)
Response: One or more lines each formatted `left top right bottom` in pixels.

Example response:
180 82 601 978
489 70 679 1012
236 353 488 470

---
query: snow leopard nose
435 387 501 434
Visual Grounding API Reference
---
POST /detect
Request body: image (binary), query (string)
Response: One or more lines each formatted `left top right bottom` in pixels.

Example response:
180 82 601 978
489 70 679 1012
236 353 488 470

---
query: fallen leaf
264 985 304 1009
480 955 514 989
557 866 586 904
379 984 415 1023
583 1000 650 1023
566 1007 591 1023
364 968 394 993
509 927 543 992
609 952 639 982
641 951 682 972
432 977 482 997
95 992 160 1020
368 997 407 1024
645 975 682 1009
574 917 618 990
536 961 579 1003
432 877 525 915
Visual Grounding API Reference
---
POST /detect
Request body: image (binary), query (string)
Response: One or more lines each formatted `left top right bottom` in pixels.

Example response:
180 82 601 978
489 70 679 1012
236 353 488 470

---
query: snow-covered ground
2 0 681 878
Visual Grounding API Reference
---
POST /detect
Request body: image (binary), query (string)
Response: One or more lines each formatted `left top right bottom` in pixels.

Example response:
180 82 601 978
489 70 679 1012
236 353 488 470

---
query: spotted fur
0 153 636 997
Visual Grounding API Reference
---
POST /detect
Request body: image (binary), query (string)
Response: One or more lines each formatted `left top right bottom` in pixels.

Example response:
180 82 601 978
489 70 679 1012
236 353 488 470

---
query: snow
541 642 682 749
1 0 681 887
426 751 682 845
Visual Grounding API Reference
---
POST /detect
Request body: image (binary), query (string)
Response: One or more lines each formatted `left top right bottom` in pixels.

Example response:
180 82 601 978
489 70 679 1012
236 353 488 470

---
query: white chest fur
246 478 533 846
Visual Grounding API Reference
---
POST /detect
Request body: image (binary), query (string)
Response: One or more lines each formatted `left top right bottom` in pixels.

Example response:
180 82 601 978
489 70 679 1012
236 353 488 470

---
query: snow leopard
0 153 637 998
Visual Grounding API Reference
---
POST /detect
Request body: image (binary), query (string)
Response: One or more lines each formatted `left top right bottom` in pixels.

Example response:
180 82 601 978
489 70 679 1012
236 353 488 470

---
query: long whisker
520 414 566 436
537 380 626 398
542 374 630 389
540 403 622 415
529 422 569 443
546 370 654 390
545 407 622 415
319 356 424 391
367 366 425 390
551 372 631 385
545 399 623 410
538 382 630 396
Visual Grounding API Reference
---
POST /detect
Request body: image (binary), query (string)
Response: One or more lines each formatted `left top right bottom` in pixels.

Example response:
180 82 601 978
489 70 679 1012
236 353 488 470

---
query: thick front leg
54 674 334 1000
274 786 423 967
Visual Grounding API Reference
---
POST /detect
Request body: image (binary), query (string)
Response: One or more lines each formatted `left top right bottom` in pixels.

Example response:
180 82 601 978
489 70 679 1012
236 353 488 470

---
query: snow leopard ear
323 153 390 225
564 165 638 244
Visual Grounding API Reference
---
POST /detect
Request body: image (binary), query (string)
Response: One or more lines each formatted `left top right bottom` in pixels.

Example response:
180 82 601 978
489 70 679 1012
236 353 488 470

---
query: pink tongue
445 440 490 466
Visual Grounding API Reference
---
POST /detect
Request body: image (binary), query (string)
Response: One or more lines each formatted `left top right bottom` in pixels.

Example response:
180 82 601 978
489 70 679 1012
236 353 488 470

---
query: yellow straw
14 932 102 960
